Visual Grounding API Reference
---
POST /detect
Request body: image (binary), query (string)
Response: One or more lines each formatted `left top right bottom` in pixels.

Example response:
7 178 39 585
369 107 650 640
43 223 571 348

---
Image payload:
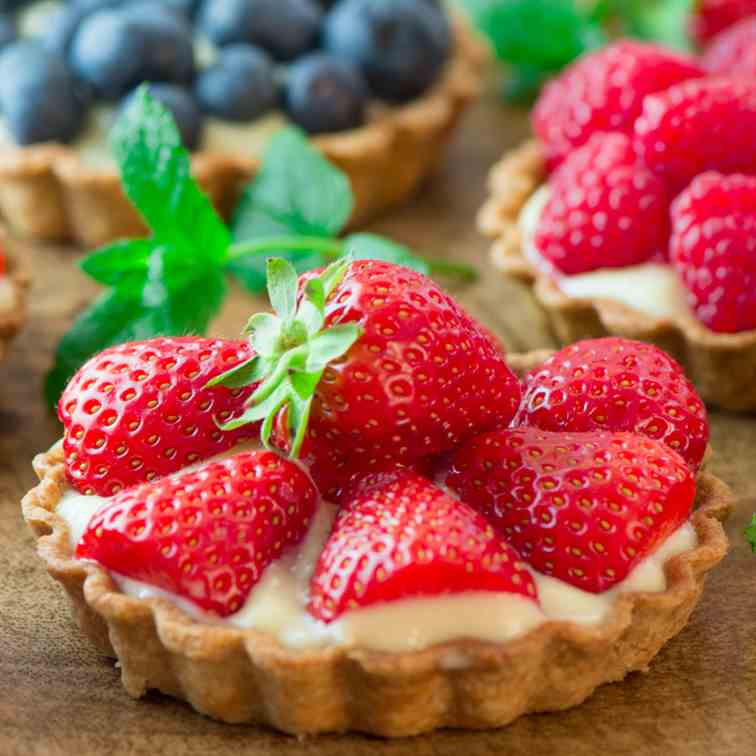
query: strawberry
634 78 756 194
77 450 318 617
60 337 256 496
702 16 756 77
213 258 522 497
670 171 756 333
515 338 709 469
534 132 671 275
532 41 704 169
692 0 756 43
308 468 538 622
441 428 696 593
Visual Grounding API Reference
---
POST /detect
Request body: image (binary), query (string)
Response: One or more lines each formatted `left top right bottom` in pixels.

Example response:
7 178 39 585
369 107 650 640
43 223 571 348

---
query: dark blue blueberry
122 82 203 149
0 1 29 10
157 0 200 19
0 13 15 50
0 41 86 144
195 44 277 121
323 0 451 103
69 6 194 99
285 53 366 134
42 1 119 58
198 0 322 61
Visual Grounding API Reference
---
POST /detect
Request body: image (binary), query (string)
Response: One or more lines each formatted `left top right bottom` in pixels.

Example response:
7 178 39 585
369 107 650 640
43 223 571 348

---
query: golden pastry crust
0 16 485 248
21 350 731 737
0 244 29 362
479 139 756 413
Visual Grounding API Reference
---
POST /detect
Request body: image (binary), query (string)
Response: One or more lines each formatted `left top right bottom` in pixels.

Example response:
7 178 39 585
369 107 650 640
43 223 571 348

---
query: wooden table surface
2 97 755 756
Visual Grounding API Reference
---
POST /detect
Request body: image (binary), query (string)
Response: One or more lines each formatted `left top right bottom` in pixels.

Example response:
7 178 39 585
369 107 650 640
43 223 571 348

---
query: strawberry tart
22 259 730 736
0 232 28 361
479 40 756 412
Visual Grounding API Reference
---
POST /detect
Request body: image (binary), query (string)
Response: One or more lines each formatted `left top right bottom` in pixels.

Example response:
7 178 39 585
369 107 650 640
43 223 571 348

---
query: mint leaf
615 0 693 51
345 233 431 275
746 514 756 553
79 239 153 286
113 86 230 266
228 127 352 291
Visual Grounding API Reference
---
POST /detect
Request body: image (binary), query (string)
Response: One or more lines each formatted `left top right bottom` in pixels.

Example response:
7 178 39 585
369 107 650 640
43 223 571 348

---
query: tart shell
478 139 756 413
0 16 485 248
21 350 731 737
0 242 29 362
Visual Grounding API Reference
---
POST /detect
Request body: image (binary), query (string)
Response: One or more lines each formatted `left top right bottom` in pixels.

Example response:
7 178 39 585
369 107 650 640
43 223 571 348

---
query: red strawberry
702 16 756 77
77 450 318 617
515 338 709 469
215 258 522 498
692 0 756 43
534 132 671 275
670 171 756 333
60 337 256 496
441 428 696 594
308 468 537 622
634 78 756 193
532 41 703 169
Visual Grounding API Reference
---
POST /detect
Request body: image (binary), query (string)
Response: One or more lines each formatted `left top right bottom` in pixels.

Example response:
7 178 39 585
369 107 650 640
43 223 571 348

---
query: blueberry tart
0 0 485 245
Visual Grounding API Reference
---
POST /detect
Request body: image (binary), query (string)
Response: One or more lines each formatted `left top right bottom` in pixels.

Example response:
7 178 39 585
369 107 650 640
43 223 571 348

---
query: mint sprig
45 87 476 407
746 515 756 553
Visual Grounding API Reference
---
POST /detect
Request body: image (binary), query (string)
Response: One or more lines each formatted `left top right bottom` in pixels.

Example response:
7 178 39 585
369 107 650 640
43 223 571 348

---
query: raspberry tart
0 1 484 246
22 259 730 736
479 40 756 412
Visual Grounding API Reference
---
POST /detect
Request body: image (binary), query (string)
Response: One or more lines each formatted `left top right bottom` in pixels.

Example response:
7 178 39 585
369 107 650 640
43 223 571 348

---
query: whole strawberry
214 258 522 495
515 338 709 469
634 78 756 193
441 428 696 593
60 337 256 496
692 0 756 43
670 171 756 333
702 16 756 77
77 450 318 617
532 41 703 169
308 468 538 622
534 132 671 275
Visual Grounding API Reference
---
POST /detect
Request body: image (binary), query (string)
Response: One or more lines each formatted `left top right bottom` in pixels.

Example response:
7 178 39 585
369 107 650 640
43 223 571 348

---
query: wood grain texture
1 98 754 756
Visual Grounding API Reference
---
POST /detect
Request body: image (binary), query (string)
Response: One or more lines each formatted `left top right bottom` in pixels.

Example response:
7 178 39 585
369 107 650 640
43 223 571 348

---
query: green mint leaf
112 86 230 266
79 239 154 286
746 514 756 553
503 65 555 104
616 0 693 51
345 233 431 275
266 257 299 320
228 127 352 292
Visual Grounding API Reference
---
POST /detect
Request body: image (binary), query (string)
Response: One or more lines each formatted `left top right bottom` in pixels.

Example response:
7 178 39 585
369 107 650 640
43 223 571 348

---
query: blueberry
70 6 194 99
122 83 203 150
157 0 200 19
42 1 119 58
198 0 322 61
323 0 451 103
195 44 277 121
0 41 86 145
285 53 366 134
0 13 15 50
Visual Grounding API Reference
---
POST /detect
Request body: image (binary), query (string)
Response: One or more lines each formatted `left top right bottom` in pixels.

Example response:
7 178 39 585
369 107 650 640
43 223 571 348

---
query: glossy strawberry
634 78 756 193
532 41 703 169
515 338 709 469
60 337 256 496
692 0 756 43
534 132 671 275
77 450 318 617
216 258 522 497
670 171 756 333
442 428 696 593
702 16 756 77
308 468 537 622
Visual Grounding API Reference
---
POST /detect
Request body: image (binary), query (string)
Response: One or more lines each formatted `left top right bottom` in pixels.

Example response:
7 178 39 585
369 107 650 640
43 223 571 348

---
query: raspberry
670 171 756 334
702 16 756 77
532 41 703 169
634 78 756 194
534 132 671 275
692 0 756 43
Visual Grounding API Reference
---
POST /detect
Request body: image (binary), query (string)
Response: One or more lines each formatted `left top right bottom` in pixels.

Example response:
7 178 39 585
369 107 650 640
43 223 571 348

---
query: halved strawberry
213 258 522 497
60 337 256 496
441 428 696 593
514 338 709 469
308 468 538 623
77 450 318 617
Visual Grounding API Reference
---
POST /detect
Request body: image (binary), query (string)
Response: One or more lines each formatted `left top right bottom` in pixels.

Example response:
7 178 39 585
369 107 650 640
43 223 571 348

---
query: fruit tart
0 230 28 361
479 40 756 412
22 259 730 737
0 0 485 246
